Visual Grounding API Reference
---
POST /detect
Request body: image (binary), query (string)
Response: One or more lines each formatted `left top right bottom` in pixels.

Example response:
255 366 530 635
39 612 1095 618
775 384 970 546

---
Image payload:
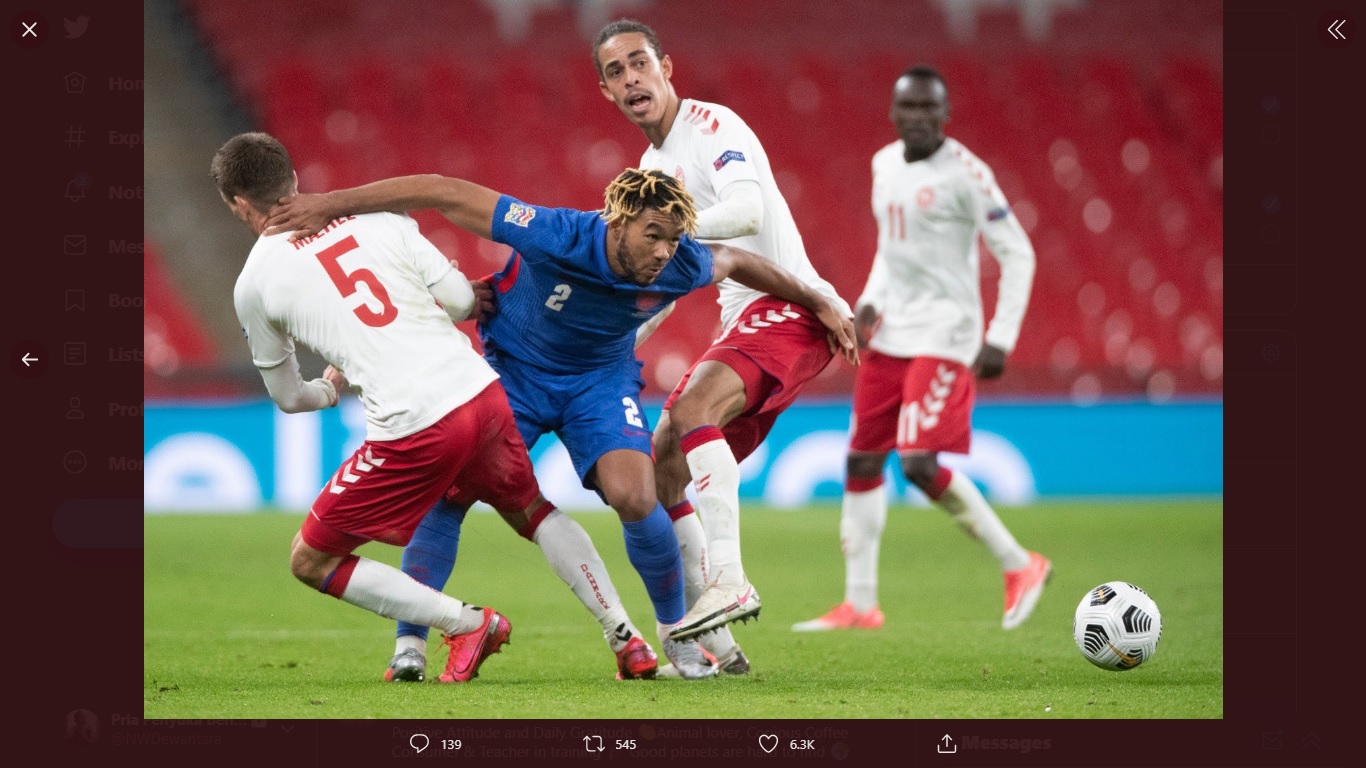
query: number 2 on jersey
545 283 572 311
316 235 399 328
622 397 644 428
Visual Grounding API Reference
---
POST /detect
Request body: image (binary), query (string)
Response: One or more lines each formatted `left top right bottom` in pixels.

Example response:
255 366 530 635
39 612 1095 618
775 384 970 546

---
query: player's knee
668 391 723 434
846 452 887 480
665 395 699 435
602 484 656 522
901 453 940 494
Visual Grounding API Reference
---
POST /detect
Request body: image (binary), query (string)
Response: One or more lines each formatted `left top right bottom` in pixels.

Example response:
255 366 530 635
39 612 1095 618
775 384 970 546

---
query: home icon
64 71 86 94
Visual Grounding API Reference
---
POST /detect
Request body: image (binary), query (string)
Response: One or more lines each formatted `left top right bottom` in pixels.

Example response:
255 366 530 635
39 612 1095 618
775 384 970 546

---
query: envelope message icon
63 235 87 256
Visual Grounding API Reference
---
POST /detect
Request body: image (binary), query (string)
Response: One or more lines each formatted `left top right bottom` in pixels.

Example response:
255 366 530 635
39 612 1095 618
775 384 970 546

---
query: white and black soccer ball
1073 582 1162 671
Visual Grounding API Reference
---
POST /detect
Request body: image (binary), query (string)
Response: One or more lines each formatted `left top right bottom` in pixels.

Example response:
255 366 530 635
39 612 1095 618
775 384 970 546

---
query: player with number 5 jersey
217 132 551 684
264 167 857 681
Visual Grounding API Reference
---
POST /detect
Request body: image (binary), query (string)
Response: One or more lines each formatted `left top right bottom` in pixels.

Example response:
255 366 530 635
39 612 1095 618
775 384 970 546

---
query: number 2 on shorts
622 397 643 428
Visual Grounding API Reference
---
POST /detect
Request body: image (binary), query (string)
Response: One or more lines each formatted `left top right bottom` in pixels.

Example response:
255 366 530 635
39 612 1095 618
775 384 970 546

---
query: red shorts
663 296 836 461
301 381 540 556
849 351 975 455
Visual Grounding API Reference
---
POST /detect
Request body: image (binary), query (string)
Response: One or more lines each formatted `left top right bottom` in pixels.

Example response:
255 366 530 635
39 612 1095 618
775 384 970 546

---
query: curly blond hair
601 168 698 235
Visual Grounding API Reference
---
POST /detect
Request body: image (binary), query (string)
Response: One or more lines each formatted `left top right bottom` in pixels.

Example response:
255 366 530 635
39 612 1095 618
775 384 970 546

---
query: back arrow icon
21 353 38 366
1329 19 1346 39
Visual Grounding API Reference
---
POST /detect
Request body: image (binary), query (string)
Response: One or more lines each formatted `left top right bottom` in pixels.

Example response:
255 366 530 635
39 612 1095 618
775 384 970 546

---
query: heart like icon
758 734 778 753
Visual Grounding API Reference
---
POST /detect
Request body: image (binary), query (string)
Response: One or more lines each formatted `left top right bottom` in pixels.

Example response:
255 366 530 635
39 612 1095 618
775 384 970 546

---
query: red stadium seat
179 0 1222 396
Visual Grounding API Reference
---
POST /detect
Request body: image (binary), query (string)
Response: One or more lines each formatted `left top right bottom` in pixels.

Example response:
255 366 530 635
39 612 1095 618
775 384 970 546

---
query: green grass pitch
144 501 1221 719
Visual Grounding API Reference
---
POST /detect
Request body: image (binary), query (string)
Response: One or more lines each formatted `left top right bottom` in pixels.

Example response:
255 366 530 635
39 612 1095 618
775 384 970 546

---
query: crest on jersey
674 166 687 187
986 206 1011 221
713 150 746 171
916 187 936 208
504 203 536 227
633 292 664 318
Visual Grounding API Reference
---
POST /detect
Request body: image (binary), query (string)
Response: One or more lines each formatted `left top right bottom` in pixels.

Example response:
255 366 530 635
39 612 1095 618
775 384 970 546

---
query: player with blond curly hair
266 167 856 681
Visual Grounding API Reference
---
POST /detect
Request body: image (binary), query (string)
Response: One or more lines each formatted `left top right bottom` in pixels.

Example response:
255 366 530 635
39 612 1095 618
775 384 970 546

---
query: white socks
673 510 739 657
338 558 483 636
394 634 426 656
533 509 638 652
937 470 1030 571
840 486 887 612
684 435 746 587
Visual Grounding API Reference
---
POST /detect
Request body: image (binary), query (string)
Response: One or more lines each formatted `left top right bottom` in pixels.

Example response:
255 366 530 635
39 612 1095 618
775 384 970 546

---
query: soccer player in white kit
214 132 554 682
593 20 857 667
792 67 1051 633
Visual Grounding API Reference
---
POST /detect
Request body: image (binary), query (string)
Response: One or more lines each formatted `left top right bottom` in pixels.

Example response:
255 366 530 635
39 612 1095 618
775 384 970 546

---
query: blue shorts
490 354 652 491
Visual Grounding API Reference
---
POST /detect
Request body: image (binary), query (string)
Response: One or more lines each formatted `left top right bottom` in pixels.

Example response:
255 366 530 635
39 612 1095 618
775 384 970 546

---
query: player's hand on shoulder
470 277 497 325
263 193 334 241
972 344 1007 380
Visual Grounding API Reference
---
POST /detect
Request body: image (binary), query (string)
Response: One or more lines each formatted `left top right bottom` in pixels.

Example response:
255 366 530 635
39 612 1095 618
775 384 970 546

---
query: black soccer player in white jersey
792 67 1051 633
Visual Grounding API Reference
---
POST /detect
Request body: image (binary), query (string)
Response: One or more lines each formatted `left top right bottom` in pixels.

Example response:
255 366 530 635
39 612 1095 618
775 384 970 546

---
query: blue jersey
483 195 714 373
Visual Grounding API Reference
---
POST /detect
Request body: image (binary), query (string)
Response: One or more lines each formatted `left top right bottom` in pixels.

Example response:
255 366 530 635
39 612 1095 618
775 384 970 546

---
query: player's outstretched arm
708 243 858 364
264 175 502 240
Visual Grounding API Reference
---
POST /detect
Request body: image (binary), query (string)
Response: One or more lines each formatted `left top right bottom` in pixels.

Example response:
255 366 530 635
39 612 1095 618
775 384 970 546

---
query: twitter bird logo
64 16 89 39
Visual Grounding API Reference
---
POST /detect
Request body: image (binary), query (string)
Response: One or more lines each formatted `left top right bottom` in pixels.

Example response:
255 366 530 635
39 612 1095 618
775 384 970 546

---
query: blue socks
622 504 686 624
396 498 468 641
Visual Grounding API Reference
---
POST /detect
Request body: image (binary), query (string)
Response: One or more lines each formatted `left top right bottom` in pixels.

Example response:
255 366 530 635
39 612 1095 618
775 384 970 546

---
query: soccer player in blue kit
265 168 856 681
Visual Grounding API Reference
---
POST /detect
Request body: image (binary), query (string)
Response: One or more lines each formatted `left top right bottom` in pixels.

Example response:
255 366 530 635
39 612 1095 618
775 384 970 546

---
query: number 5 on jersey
316 235 399 327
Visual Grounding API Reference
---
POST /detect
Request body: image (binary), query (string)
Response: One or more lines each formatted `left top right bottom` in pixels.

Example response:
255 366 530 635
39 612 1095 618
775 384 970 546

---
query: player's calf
289 533 344 591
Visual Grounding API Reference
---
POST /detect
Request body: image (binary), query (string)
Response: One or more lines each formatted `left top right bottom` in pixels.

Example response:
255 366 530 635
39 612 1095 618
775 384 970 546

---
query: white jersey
233 212 497 441
859 138 1036 365
640 98 850 330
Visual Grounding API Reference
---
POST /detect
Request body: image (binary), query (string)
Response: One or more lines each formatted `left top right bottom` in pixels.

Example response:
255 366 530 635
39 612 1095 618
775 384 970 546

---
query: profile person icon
67 397 84 419
64 709 99 744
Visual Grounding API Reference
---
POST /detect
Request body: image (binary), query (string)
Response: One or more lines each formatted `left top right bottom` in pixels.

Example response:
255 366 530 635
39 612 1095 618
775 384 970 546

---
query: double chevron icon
328 445 387 494
734 304 801 335
897 364 957 444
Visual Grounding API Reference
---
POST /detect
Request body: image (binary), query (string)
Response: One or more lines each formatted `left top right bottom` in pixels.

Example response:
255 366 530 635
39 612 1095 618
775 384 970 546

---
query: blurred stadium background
143 0 1222 511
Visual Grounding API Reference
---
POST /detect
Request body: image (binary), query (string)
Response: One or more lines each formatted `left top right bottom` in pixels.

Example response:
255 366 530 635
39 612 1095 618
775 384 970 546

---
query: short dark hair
592 19 665 78
901 64 948 95
210 132 295 211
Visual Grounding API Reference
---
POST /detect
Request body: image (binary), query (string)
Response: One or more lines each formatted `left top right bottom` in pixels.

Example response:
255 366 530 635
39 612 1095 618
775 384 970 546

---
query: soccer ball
1073 582 1162 671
